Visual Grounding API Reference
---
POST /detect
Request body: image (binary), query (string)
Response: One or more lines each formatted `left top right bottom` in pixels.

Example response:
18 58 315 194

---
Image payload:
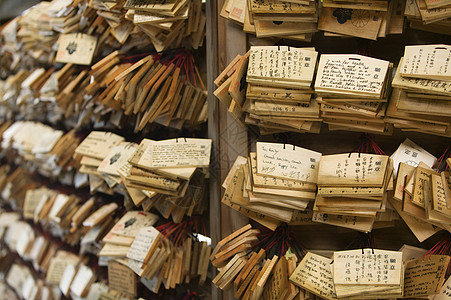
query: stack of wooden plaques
210 224 259 270
387 44 451 137
0 168 38 211
14 2 61 65
99 210 159 258
290 249 404 299
215 46 321 134
313 152 393 232
404 0 451 34
1 0 107 68
75 131 125 195
390 152 451 242
0 212 105 299
0 69 59 122
22 183 114 248
220 0 318 42
86 51 207 131
318 0 400 40
218 0 451 40
315 54 394 135
126 0 206 51
74 133 211 222
0 0 206 71
0 50 207 131
0 121 80 182
211 224 309 299
0 123 210 223
211 224 266 298
103 223 211 294
0 177 214 296
332 249 404 298
222 142 321 230
125 137 210 222
389 139 451 242
1 49 207 131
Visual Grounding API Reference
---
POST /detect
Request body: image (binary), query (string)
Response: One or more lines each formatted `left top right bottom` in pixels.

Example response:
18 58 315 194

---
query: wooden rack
206 1 451 299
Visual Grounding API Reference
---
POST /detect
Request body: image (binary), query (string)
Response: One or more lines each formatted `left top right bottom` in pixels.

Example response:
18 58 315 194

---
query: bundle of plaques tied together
99 214 212 295
75 131 211 222
318 0 395 40
210 224 305 299
312 152 394 232
222 141 321 230
387 44 451 137
1 121 80 182
315 54 393 135
215 46 321 135
404 0 451 34
388 139 451 242
290 249 405 299
220 0 318 42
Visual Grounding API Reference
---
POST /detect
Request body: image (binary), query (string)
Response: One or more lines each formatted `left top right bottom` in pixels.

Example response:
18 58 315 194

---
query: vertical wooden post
207 1 249 299
217 6 250 240
206 0 222 299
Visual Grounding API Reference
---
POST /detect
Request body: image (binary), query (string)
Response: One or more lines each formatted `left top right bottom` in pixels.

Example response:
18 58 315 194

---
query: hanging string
119 48 206 90
355 39 373 57
344 232 377 254
121 51 158 64
424 234 451 258
432 145 451 173
252 223 306 261
423 234 451 276
159 48 206 89
351 133 386 156
183 291 199 300
156 216 205 248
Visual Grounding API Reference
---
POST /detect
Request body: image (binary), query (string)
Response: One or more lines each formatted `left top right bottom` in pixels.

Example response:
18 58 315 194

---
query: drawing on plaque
333 9 352 24
110 153 121 165
124 218 136 228
66 42 77 55
351 10 371 27
332 9 371 27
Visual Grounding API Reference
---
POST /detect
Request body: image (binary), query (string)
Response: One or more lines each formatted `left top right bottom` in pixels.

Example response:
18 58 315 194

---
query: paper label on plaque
70 265 94 297
390 138 436 177
435 275 451 300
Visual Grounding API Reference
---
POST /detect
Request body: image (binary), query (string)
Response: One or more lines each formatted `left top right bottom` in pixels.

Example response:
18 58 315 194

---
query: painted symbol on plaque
351 10 370 28
109 153 121 165
333 8 352 24
66 41 77 55
124 217 136 228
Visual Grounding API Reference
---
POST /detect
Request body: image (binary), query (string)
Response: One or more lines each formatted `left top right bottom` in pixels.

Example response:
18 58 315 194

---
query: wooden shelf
205 1 451 299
